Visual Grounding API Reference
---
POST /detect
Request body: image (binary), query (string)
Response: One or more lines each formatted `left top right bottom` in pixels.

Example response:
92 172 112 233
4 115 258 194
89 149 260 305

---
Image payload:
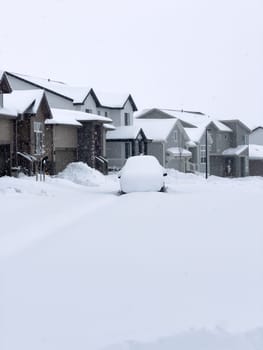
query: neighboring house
3 89 52 175
158 110 250 177
249 126 263 145
106 125 148 169
248 127 263 176
46 109 112 174
219 120 250 177
0 71 16 176
5 71 136 173
248 144 263 176
134 109 191 171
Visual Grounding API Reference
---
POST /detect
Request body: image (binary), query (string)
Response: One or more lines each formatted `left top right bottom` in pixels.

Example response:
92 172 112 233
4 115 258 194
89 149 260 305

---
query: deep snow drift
0 165 263 350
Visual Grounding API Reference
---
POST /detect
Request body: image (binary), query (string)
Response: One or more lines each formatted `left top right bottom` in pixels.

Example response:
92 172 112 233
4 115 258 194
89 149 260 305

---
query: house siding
147 142 164 166
250 128 263 145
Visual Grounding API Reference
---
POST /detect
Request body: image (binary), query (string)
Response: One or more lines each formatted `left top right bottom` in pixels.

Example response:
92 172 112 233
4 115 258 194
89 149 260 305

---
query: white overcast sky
1 0 262 126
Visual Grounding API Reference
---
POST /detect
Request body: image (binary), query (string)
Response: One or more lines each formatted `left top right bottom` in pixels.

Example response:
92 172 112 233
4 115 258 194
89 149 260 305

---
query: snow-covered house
0 71 16 176
45 109 112 174
106 125 148 169
134 109 192 171
3 89 52 175
219 119 250 177
5 71 137 173
157 110 250 177
248 127 263 176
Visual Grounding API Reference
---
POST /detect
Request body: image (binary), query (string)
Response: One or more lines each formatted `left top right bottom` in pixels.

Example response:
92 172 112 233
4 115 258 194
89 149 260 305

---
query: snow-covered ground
0 165 263 350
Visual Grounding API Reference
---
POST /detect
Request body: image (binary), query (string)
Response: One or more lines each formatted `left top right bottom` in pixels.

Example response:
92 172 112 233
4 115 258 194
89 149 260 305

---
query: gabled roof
220 119 251 133
106 125 146 140
134 118 179 142
96 91 137 111
222 145 248 156
135 108 195 128
0 71 12 93
6 72 136 111
135 108 175 119
251 126 263 133
6 72 98 105
49 108 112 124
3 89 48 115
46 109 82 127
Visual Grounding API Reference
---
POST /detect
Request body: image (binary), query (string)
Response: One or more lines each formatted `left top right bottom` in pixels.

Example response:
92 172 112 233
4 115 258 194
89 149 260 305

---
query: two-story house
248 126 263 175
3 89 52 175
5 71 139 173
134 109 192 171
0 71 16 176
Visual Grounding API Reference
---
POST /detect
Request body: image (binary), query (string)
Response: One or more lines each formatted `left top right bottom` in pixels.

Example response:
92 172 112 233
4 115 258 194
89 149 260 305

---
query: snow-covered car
118 155 167 193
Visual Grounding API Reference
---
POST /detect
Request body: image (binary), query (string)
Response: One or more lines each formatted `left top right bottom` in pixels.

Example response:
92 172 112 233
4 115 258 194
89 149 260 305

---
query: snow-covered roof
249 144 263 160
251 126 263 133
166 147 192 157
49 108 112 125
45 109 82 127
222 145 248 156
106 125 144 140
3 89 45 114
134 118 178 141
162 109 232 132
96 91 137 110
103 123 116 131
134 108 175 119
8 72 93 104
186 140 197 148
0 107 17 119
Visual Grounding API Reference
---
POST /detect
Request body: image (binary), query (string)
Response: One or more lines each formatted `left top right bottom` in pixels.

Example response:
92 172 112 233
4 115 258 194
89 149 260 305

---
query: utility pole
205 128 211 179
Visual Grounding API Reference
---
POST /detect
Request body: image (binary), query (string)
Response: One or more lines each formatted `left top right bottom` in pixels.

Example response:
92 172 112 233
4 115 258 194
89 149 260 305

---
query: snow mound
57 162 105 186
104 328 263 350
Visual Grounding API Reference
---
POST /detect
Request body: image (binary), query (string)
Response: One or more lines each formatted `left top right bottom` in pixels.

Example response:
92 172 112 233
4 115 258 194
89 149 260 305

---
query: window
85 108 92 114
97 110 101 115
200 145 206 164
105 111 108 117
124 113 130 126
34 121 43 155
125 142 131 159
174 130 177 141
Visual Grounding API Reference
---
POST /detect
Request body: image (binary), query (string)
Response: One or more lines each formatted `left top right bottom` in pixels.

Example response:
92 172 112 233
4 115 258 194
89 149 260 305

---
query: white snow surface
0 169 263 350
134 118 177 141
49 107 112 123
106 125 142 140
96 91 130 108
3 89 45 114
166 147 192 157
57 162 106 186
9 72 92 104
222 145 248 156
249 144 263 159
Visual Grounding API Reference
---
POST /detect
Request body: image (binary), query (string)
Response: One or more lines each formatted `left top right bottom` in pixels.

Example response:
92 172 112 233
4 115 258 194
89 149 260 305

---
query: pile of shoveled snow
57 162 105 186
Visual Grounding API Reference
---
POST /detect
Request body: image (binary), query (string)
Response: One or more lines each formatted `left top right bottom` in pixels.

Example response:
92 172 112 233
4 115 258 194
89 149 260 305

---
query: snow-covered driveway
0 170 263 350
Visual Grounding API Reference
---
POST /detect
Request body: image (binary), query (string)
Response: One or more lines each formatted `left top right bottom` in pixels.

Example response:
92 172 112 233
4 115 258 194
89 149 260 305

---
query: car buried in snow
118 155 167 194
